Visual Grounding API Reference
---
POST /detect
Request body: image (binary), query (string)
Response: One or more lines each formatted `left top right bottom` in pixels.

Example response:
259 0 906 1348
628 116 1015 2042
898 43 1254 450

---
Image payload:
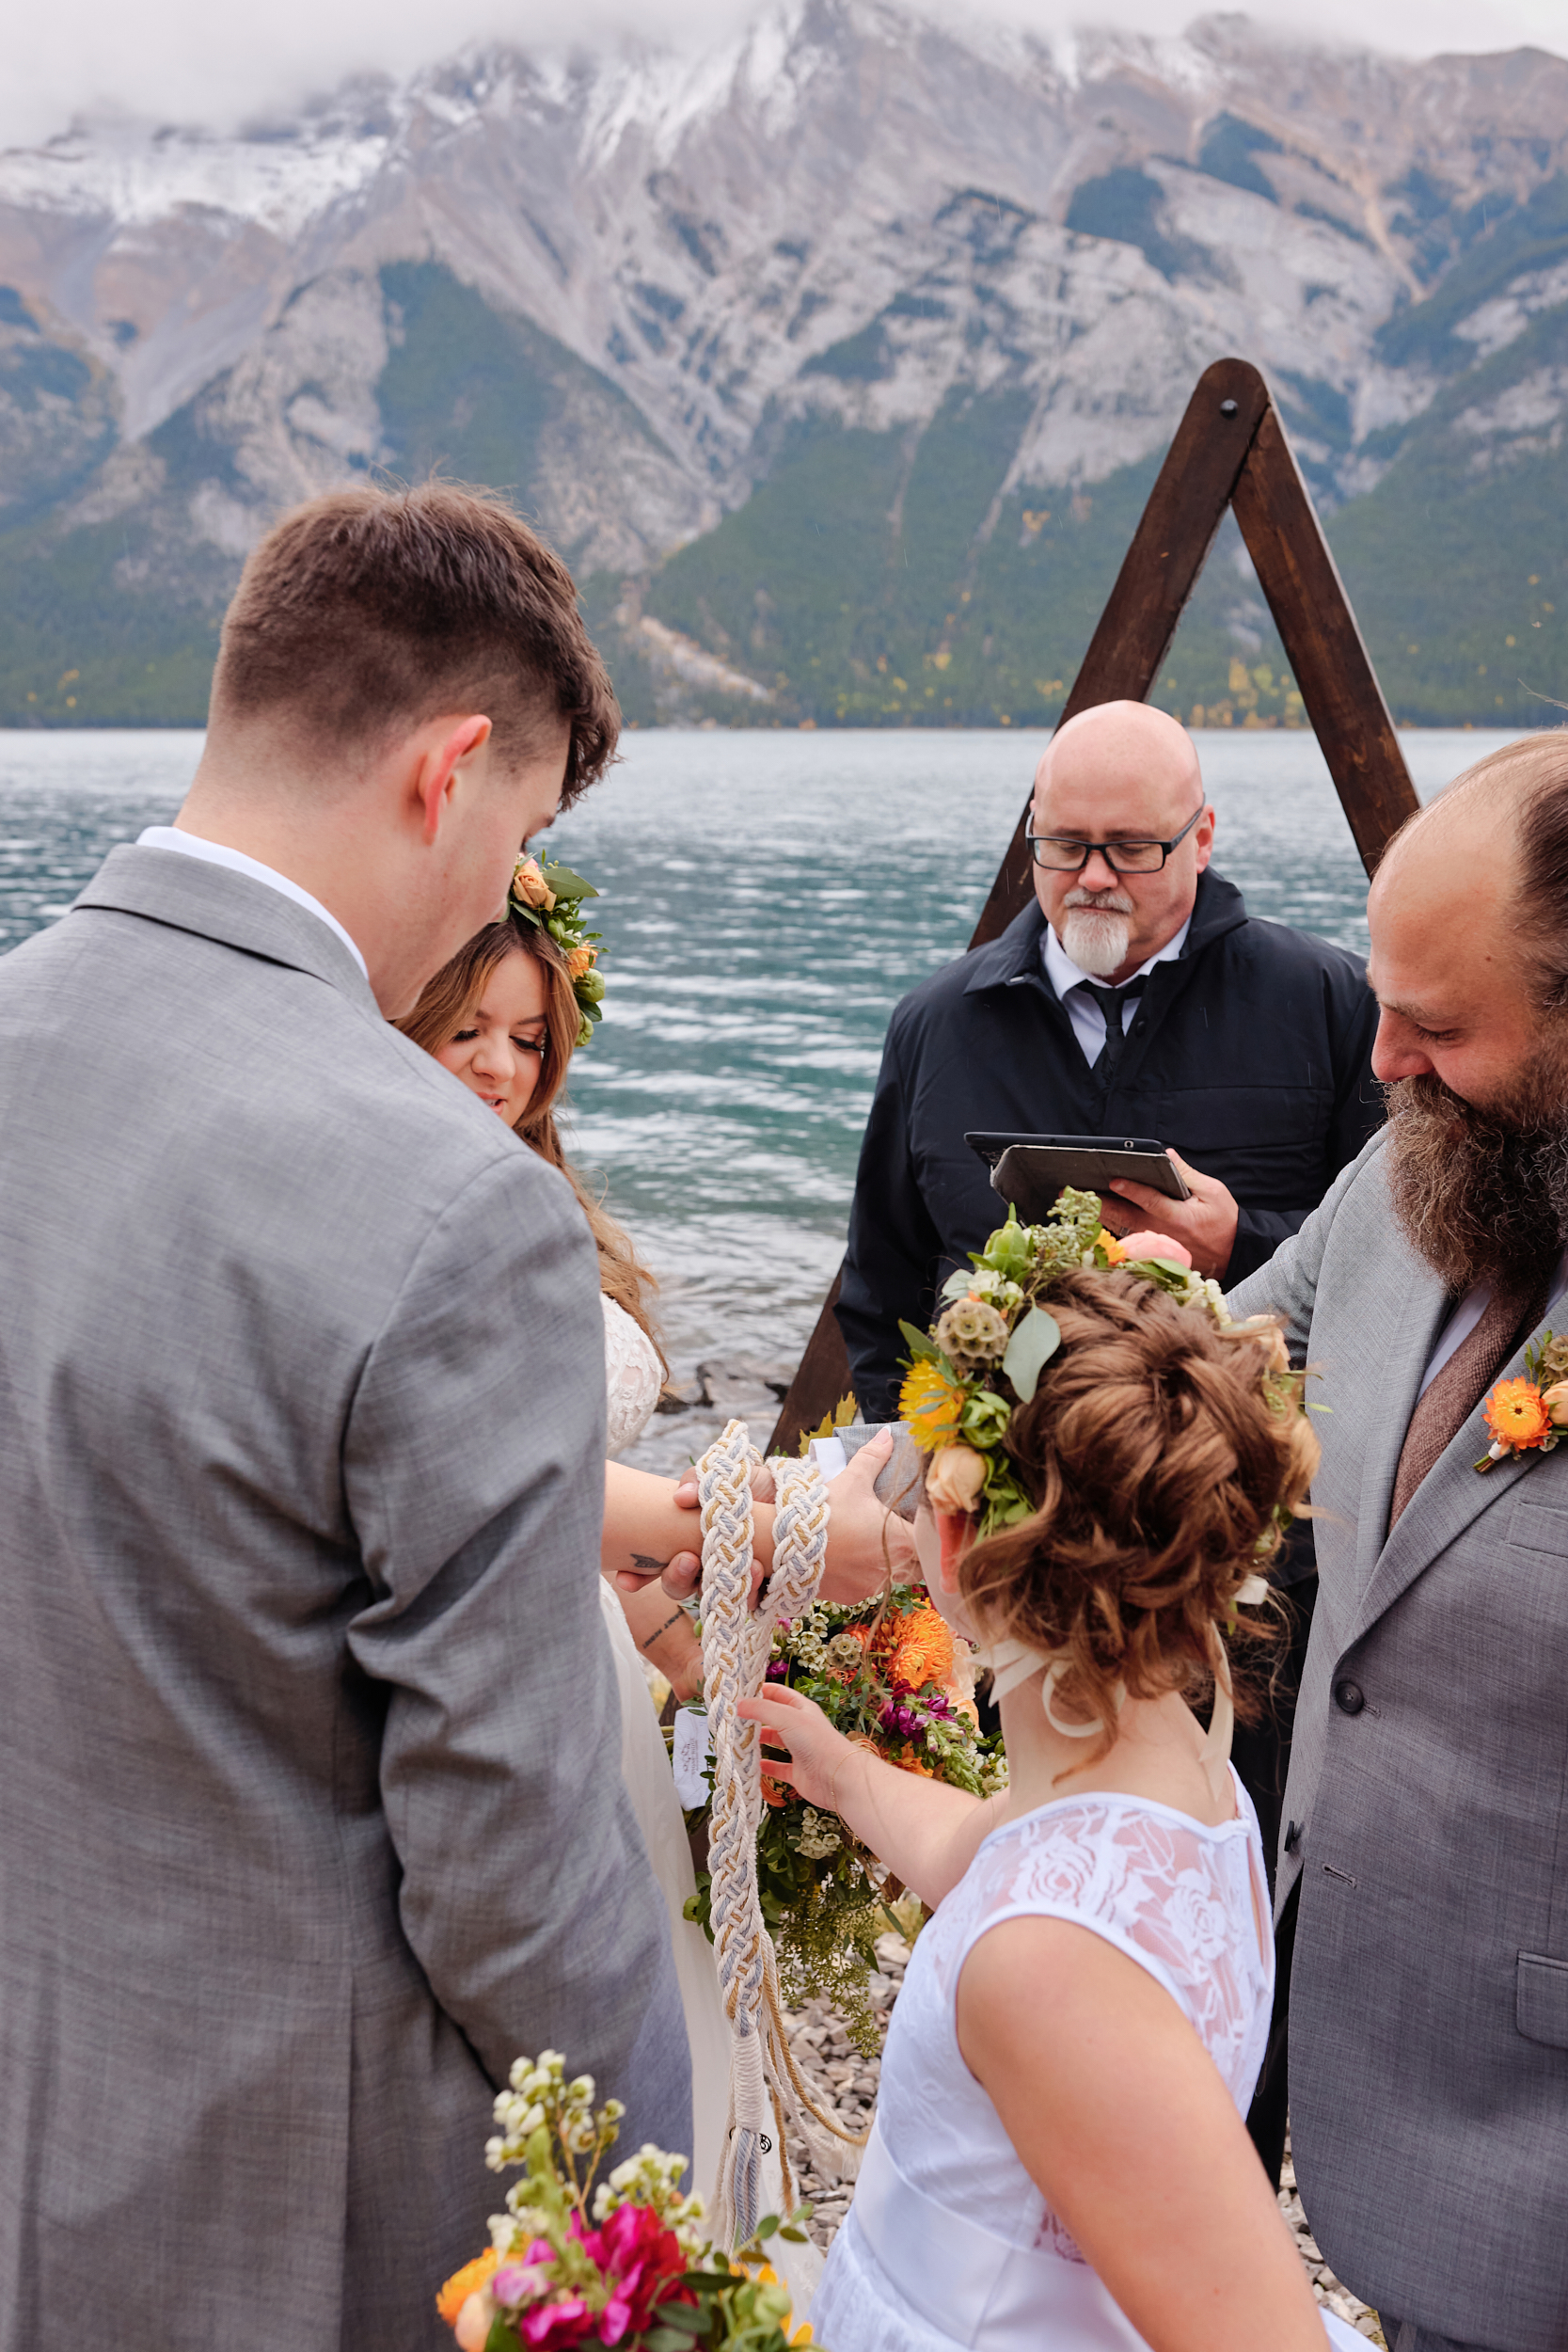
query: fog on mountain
0 2 1564 730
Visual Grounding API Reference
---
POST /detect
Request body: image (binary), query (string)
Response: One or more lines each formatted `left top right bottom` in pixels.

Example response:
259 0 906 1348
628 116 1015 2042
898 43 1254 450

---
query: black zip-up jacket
838 868 1381 1421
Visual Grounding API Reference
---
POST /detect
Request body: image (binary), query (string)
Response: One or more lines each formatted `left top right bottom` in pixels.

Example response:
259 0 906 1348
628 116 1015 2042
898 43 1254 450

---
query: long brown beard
1386 1049 1568 1292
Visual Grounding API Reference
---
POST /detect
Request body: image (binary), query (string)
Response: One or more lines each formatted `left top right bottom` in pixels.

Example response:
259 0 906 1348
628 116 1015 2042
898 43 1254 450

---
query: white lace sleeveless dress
813 1776 1361 2351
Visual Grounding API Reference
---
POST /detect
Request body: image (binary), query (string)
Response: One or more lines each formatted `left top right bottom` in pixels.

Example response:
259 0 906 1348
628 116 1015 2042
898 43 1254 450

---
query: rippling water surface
0 725 1526 1470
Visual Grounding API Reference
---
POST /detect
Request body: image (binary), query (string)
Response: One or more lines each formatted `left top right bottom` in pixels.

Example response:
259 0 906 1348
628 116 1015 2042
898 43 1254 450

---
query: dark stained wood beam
768 357 1418 1454
1231 405 1418 875
969 355 1270 948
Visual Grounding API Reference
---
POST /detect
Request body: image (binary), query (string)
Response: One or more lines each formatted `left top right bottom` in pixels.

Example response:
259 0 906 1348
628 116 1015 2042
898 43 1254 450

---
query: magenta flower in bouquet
436 2050 815 2351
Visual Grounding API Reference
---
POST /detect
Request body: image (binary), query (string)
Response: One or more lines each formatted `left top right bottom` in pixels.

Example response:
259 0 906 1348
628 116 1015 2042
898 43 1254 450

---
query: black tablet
966 1131 1190 1220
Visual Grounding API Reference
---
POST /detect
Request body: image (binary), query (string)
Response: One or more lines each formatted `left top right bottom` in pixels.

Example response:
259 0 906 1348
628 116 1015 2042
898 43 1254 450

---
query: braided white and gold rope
696 1419 872 2249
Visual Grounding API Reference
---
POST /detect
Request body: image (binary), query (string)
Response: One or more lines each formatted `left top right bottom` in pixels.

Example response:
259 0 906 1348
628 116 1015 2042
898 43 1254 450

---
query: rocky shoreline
781 1931 1386 2345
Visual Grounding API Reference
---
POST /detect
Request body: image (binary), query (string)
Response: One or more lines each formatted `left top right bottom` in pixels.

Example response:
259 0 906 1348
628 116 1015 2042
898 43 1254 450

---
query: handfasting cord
696 1419 872 2249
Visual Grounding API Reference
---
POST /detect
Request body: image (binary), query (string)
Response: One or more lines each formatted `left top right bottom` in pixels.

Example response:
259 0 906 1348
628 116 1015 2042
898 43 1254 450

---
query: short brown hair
959 1268 1317 1759
212 482 619 799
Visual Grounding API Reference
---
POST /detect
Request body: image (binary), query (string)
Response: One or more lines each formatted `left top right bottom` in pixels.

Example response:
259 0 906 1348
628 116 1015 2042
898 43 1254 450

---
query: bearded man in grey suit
1227 732 1568 2352
0 485 689 2348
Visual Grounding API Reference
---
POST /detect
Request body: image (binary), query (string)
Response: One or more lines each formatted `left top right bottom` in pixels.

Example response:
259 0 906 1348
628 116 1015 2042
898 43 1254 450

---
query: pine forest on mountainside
0 8 1565 731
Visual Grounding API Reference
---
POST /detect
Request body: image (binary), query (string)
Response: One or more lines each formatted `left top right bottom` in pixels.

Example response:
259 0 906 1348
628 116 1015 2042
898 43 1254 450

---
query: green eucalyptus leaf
1002 1305 1061 1403
898 1318 939 1361
540 862 599 900
485 2318 525 2352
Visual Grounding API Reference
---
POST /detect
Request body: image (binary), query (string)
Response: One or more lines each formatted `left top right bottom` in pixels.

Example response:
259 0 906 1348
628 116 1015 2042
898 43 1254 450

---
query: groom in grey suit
0 485 689 2348
1228 732 1568 2352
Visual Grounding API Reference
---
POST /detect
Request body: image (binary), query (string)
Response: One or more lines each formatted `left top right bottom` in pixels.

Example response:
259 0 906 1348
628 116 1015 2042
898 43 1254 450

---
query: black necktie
1081 980 1144 1082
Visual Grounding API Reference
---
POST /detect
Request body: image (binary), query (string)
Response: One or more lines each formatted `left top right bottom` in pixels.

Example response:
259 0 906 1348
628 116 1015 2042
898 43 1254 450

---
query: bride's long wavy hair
398 914 667 1374
959 1268 1318 1759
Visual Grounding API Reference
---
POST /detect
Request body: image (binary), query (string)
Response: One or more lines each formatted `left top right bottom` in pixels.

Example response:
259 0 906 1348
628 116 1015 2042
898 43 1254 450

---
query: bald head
1035 700 1202 814
1030 700 1212 984
1368 733 1568 1108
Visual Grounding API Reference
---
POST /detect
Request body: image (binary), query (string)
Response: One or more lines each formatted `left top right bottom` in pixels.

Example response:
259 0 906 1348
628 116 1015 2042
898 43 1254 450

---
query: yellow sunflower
898 1357 966 1452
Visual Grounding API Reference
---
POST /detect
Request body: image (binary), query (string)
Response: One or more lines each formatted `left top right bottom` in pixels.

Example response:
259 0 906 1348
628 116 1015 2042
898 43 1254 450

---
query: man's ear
1194 801 1216 873
417 714 492 845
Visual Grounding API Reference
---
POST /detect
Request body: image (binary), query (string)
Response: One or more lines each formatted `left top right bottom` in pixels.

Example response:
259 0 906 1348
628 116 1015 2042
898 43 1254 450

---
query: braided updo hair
958 1266 1318 1758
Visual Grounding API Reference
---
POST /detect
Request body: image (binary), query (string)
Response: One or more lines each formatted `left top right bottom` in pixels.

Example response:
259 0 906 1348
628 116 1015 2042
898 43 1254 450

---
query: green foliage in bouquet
682 1587 1006 2055
436 2051 816 2350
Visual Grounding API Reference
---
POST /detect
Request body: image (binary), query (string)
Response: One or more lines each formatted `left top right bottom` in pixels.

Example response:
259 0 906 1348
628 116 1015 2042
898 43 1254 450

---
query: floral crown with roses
897 1185 1298 1538
511 854 605 1049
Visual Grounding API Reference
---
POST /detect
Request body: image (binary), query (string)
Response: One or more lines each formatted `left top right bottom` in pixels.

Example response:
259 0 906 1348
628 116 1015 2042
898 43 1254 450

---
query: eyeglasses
1024 802 1205 874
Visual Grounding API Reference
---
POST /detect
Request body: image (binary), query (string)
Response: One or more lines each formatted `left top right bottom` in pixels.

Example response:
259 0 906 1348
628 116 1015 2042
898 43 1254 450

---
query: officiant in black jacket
838 701 1380 2186
839 702 1380 1416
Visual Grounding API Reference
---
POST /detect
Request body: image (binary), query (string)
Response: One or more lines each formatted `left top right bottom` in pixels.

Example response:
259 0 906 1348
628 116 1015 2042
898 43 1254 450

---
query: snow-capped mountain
2 1 1565 725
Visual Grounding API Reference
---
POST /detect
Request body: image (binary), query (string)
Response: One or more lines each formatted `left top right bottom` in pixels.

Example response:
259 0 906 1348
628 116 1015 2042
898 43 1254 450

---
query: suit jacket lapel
1350 1295 1568 1645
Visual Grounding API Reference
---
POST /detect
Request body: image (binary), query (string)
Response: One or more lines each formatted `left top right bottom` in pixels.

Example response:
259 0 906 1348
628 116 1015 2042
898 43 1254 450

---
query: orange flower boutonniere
1478 1331 1568 1471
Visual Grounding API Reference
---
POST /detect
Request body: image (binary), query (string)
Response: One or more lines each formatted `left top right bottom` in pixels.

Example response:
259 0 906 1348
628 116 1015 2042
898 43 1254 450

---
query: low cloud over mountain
2 1 1564 725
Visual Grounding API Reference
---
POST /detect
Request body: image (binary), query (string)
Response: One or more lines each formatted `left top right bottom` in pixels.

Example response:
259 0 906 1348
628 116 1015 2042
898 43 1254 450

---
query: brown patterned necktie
1388 1275 1551 1530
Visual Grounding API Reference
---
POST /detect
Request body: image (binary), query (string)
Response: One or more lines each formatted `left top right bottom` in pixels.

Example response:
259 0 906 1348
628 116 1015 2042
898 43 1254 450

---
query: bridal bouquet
684 1587 1006 2047
436 2049 814 2350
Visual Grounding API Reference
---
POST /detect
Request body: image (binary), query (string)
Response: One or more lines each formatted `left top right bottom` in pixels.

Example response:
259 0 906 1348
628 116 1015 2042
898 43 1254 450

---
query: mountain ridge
1 3 1565 728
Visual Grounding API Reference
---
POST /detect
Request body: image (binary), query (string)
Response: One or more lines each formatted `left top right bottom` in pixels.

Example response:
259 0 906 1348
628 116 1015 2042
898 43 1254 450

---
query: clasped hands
611 1424 918 1612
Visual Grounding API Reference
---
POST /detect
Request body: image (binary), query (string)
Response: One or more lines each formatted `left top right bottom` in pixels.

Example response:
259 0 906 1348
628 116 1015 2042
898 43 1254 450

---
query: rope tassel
696 1420 871 2249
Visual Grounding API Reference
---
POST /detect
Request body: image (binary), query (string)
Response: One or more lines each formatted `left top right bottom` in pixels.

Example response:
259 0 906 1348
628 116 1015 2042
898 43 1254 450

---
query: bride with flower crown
395 851 910 2249
741 1251 1365 2352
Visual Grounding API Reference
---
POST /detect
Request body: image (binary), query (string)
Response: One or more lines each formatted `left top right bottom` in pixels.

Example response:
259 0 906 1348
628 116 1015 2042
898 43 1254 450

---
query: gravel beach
781 1931 1387 2346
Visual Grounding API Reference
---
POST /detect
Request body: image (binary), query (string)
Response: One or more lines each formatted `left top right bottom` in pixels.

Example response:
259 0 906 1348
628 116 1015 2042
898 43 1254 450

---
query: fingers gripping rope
696 1421 871 2249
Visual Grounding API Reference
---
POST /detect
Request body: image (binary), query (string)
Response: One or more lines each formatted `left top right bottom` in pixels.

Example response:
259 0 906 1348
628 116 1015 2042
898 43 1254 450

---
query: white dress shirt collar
136 827 368 979
1040 913 1193 1067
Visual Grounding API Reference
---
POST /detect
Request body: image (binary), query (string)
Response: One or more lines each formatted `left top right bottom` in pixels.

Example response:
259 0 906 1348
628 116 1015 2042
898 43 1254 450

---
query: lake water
0 724 1528 1472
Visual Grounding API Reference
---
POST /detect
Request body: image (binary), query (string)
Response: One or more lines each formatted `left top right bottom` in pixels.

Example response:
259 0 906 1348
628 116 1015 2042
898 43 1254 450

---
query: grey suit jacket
1231 1132 1568 2350
0 847 689 2351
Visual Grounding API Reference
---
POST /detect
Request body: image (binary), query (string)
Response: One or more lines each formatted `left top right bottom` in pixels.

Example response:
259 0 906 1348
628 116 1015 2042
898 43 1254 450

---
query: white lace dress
812 1776 1361 2351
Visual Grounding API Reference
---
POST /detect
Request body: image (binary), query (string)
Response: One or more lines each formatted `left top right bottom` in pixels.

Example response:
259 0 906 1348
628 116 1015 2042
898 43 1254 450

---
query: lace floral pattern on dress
602 1295 663 1457
871 1780 1273 2270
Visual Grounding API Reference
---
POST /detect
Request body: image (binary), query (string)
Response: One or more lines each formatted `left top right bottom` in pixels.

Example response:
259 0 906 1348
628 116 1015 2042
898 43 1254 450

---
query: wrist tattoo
631 1552 669 1574
641 1608 688 1652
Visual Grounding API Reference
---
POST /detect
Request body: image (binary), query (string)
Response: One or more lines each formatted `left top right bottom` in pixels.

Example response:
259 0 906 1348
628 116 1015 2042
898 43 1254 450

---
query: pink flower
578 2202 692 2341
1119 1232 1191 1266
516 2296 597 2349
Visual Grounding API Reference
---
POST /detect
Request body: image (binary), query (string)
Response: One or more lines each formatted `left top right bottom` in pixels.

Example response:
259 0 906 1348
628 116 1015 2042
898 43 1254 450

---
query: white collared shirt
1041 914 1193 1066
136 826 368 979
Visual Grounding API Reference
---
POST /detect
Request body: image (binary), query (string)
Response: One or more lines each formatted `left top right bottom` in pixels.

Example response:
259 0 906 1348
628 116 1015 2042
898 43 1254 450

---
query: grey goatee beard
1386 1046 1568 1293
1060 888 1134 980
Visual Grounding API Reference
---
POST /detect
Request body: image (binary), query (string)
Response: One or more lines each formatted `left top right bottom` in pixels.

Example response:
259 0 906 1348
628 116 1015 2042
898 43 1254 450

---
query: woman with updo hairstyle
745 1270 1360 2352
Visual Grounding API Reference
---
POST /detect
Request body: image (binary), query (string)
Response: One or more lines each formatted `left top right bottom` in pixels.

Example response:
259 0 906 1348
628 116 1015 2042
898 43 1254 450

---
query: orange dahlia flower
436 2249 499 2328
1096 1229 1128 1265
879 1603 957 1693
1484 1377 1552 1451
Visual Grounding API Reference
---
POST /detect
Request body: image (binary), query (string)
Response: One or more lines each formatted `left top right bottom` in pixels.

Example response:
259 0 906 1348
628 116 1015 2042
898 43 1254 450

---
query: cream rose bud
513 859 556 911
455 2294 493 2351
1230 1314 1291 1375
926 1444 987 1514
1544 1382 1568 1427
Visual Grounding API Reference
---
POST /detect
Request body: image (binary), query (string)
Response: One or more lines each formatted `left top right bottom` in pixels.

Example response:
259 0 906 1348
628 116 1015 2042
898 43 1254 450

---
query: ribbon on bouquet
695 1418 872 2248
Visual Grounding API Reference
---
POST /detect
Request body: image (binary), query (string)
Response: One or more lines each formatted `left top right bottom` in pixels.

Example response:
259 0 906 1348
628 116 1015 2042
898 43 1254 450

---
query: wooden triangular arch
768 354 1419 1454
